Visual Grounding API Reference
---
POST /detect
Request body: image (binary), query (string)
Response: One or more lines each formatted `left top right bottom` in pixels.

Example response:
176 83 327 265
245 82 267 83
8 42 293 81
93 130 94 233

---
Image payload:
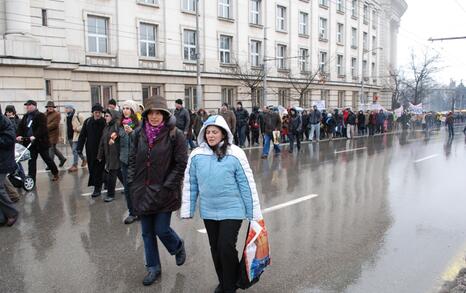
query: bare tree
286 66 326 107
228 61 266 107
388 67 408 109
405 50 440 105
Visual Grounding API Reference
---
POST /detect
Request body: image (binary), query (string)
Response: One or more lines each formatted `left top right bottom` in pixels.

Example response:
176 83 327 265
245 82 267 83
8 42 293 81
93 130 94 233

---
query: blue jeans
120 163 133 216
237 124 247 147
310 124 320 141
262 134 281 157
68 139 86 166
140 212 183 272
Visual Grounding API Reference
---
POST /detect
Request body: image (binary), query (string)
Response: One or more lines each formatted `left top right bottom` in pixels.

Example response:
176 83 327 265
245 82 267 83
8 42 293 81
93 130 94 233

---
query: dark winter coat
119 126 135 166
262 111 282 135
194 111 209 137
309 110 321 125
174 107 190 133
97 109 121 171
46 110 61 145
249 110 261 131
0 114 16 174
8 116 20 132
357 113 366 127
77 116 106 186
376 112 386 125
288 113 302 134
347 112 357 125
17 110 50 151
302 113 310 130
235 108 249 127
128 117 188 216
369 113 377 125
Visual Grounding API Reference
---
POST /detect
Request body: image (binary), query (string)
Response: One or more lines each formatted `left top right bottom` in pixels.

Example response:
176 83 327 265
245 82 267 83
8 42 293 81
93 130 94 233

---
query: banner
312 100 326 111
394 106 403 118
408 103 423 114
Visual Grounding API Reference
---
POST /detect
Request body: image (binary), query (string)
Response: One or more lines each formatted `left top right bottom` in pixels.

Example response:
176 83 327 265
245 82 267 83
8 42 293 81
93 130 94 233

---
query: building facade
0 0 407 114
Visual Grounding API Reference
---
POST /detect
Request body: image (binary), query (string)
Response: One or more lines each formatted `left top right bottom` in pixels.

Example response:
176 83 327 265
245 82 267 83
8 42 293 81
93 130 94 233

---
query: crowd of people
0 96 265 293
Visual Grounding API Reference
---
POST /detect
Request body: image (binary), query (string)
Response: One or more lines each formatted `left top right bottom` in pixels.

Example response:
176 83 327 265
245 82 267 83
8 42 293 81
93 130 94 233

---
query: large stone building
0 0 407 114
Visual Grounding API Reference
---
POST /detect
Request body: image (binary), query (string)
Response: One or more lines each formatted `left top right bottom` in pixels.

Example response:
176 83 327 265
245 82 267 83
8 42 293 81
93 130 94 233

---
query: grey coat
119 126 135 165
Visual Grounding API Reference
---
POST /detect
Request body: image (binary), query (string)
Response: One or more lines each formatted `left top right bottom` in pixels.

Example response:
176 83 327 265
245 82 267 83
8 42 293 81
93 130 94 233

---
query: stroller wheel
23 176 35 191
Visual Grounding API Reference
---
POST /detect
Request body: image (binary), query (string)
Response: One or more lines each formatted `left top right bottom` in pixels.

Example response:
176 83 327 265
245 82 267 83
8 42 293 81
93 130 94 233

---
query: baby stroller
8 142 35 191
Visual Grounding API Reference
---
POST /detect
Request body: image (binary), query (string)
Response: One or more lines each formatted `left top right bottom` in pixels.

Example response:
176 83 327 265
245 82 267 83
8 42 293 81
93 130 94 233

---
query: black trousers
29 147 58 181
106 169 124 198
204 219 242 293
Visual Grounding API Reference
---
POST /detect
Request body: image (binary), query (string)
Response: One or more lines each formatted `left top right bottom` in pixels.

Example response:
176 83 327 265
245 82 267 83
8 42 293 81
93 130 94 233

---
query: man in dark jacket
376 110 386 134
309 106 321 142
235 102 249 147
288 108 302 153
17 100 59 182
301 110 310 141
261 106 282 159
249 106 261 146
77 103 106 197
174 99 190 136
347 110 357 139
357 110 366 136
0 113 19 226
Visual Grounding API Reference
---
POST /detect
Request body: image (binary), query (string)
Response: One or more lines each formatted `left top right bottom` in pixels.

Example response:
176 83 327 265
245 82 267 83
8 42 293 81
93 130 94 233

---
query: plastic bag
272 130 280 145
15 143 30 162
236 219 271 289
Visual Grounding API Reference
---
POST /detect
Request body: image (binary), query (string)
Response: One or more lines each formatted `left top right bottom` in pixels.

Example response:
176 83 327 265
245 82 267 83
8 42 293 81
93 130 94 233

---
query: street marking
197 194 319 233
414 154 439 163
81 187 124 197
334 147 367 154
37 166 86 174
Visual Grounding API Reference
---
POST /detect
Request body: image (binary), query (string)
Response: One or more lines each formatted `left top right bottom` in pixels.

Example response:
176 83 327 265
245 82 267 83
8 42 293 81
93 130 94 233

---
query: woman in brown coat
127 95 188 286
45 101 67 167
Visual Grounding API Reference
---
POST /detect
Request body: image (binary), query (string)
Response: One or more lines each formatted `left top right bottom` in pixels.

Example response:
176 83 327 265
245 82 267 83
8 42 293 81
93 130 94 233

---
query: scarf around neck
145 122 165 148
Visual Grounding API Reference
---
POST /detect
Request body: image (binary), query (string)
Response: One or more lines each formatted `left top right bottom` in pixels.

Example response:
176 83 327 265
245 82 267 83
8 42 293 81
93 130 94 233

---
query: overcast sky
398 0 466 84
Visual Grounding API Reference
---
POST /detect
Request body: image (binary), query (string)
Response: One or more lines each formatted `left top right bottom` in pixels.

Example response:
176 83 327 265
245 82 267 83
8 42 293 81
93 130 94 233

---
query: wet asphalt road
1 129 466 293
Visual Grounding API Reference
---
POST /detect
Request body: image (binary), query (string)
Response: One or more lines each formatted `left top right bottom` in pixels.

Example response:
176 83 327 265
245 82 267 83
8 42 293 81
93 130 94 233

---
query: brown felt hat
142 95 171 117
45 101 56 108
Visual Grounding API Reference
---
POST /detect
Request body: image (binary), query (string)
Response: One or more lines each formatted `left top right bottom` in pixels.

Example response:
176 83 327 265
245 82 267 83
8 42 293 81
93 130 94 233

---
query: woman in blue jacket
181 115 263 293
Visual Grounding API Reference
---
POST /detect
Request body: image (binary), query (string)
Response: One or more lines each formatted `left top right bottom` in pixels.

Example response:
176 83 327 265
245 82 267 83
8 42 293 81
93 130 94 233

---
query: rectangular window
278 89 290 107
351 27 357 47
183 0 197 12
252 88 264 108
299 48 309 72
363 32 368 50
183 29 197 61
351 57 358 77
88 15 109 54
372 36 377 51
352 91 359 108
184 86 198 110
302 90 311 108
276 5 287 31
337 23 344 44
319 17 327 40
250 0 261 25
45 80 52 97
363 4 369 23
336 0 344 12
338 91 345 108
91 84 113 107
372 10 378 28
140 23 157 57
319 51 327 73
250 40 261 67
337 54 344 76
351 0 358 17
219 35 232 64
299 12 308 35
371 62 376 77
218 0 231 19
276 44 287 70
221 87 235 105
319 0 328 7
41 9 48 26
321 89 330 107
142 84 163 105
362 60 368 77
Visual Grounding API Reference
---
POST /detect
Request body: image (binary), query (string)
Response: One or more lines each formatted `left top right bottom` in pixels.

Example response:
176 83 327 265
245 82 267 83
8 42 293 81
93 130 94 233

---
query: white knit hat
120 100 139 114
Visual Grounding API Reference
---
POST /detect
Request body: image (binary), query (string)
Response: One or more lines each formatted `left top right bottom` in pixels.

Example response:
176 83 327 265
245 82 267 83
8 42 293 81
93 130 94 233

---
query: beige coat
66 112 86 142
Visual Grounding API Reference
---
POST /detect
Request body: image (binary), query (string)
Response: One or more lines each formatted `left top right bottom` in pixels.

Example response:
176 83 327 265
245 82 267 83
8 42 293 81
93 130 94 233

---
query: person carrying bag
181 115 268 293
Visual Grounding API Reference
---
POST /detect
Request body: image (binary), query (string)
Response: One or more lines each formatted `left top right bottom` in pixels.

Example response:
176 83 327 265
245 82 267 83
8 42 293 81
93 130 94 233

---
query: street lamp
359 47 383 110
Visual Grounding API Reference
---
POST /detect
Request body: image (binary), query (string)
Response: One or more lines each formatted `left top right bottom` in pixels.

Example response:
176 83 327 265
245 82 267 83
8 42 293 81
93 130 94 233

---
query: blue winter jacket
181 115 262 221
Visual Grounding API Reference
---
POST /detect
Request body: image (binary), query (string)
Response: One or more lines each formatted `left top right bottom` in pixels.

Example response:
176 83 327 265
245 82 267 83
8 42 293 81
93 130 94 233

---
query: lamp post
359 47 383 110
